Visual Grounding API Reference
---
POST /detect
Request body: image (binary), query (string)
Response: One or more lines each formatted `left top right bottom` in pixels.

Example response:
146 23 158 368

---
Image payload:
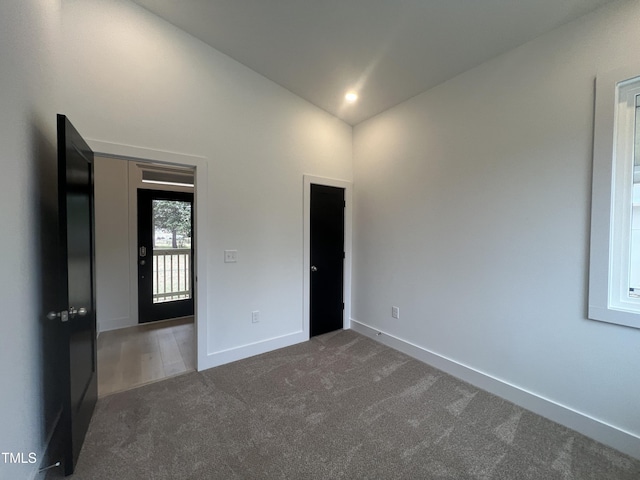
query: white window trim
589 65 640 329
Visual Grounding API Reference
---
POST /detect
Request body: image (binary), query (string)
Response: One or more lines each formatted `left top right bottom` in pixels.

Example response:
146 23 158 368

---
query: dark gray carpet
72 330 640 479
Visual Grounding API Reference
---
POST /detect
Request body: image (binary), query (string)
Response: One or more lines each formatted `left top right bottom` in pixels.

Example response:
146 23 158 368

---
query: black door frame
303 175 352 339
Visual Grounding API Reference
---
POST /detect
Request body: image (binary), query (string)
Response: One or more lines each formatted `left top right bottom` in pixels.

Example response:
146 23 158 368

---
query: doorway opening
93 156 198 397
303 175 353 340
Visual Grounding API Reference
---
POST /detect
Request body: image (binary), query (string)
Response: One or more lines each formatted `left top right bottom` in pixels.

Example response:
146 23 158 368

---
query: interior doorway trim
87 139 209 371
303 175 353 339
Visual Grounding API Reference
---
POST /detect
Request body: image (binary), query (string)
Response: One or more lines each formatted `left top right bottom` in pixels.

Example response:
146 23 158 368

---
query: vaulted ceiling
132 0 616 125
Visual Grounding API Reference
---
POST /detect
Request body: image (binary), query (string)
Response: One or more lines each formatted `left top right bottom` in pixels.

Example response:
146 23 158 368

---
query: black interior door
310 184 345 337
56 114 98 475
138 189 194 323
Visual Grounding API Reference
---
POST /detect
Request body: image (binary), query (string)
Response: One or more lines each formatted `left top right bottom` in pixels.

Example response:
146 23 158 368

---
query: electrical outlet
392 306 400 319
224 250 238 263
252 310 260 323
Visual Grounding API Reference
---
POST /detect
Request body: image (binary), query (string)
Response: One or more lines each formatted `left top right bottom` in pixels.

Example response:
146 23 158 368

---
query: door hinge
343 251 345 259
342 302 345 310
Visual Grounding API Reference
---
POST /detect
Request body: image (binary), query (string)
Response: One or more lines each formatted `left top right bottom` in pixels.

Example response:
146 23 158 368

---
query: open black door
310 184 345 337
51 115 98 475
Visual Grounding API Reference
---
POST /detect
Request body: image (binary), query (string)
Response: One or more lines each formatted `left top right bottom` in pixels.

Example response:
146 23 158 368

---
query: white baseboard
200 330 308 370
350 318 640 460
98 316 135 333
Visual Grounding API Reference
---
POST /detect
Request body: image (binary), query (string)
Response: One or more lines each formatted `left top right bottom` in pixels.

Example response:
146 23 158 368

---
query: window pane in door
152 199 192 304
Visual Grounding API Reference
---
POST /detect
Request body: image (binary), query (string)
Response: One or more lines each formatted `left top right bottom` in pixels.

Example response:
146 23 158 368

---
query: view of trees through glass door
152 198 192 303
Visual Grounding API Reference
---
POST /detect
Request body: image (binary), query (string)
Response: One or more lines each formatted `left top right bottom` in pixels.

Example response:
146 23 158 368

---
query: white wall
352 0 640 457
94 156 132 332
61 0 353 367
0 1 60 479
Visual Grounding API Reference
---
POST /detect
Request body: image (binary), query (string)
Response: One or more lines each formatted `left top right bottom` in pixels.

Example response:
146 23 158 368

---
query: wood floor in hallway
97 317 195 397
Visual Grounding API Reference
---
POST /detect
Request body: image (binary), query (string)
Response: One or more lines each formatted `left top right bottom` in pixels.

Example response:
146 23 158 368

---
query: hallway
97 317 195 397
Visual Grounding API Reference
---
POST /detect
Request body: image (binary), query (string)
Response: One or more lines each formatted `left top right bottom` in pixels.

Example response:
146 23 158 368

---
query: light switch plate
224 250 238 263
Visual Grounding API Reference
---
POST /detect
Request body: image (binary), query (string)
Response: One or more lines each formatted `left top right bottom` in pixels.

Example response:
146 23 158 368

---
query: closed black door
310 184 345 337
138 189 194 323
55 114 98 475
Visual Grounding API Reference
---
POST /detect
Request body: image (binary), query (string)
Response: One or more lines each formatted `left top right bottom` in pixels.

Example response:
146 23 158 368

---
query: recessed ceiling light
345 92 358 103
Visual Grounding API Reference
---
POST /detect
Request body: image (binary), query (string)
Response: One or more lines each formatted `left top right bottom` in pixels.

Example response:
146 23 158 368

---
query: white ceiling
131 0 616 125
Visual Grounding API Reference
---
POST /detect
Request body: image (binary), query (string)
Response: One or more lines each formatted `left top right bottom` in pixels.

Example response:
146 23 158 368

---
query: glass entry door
137 189 194 323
